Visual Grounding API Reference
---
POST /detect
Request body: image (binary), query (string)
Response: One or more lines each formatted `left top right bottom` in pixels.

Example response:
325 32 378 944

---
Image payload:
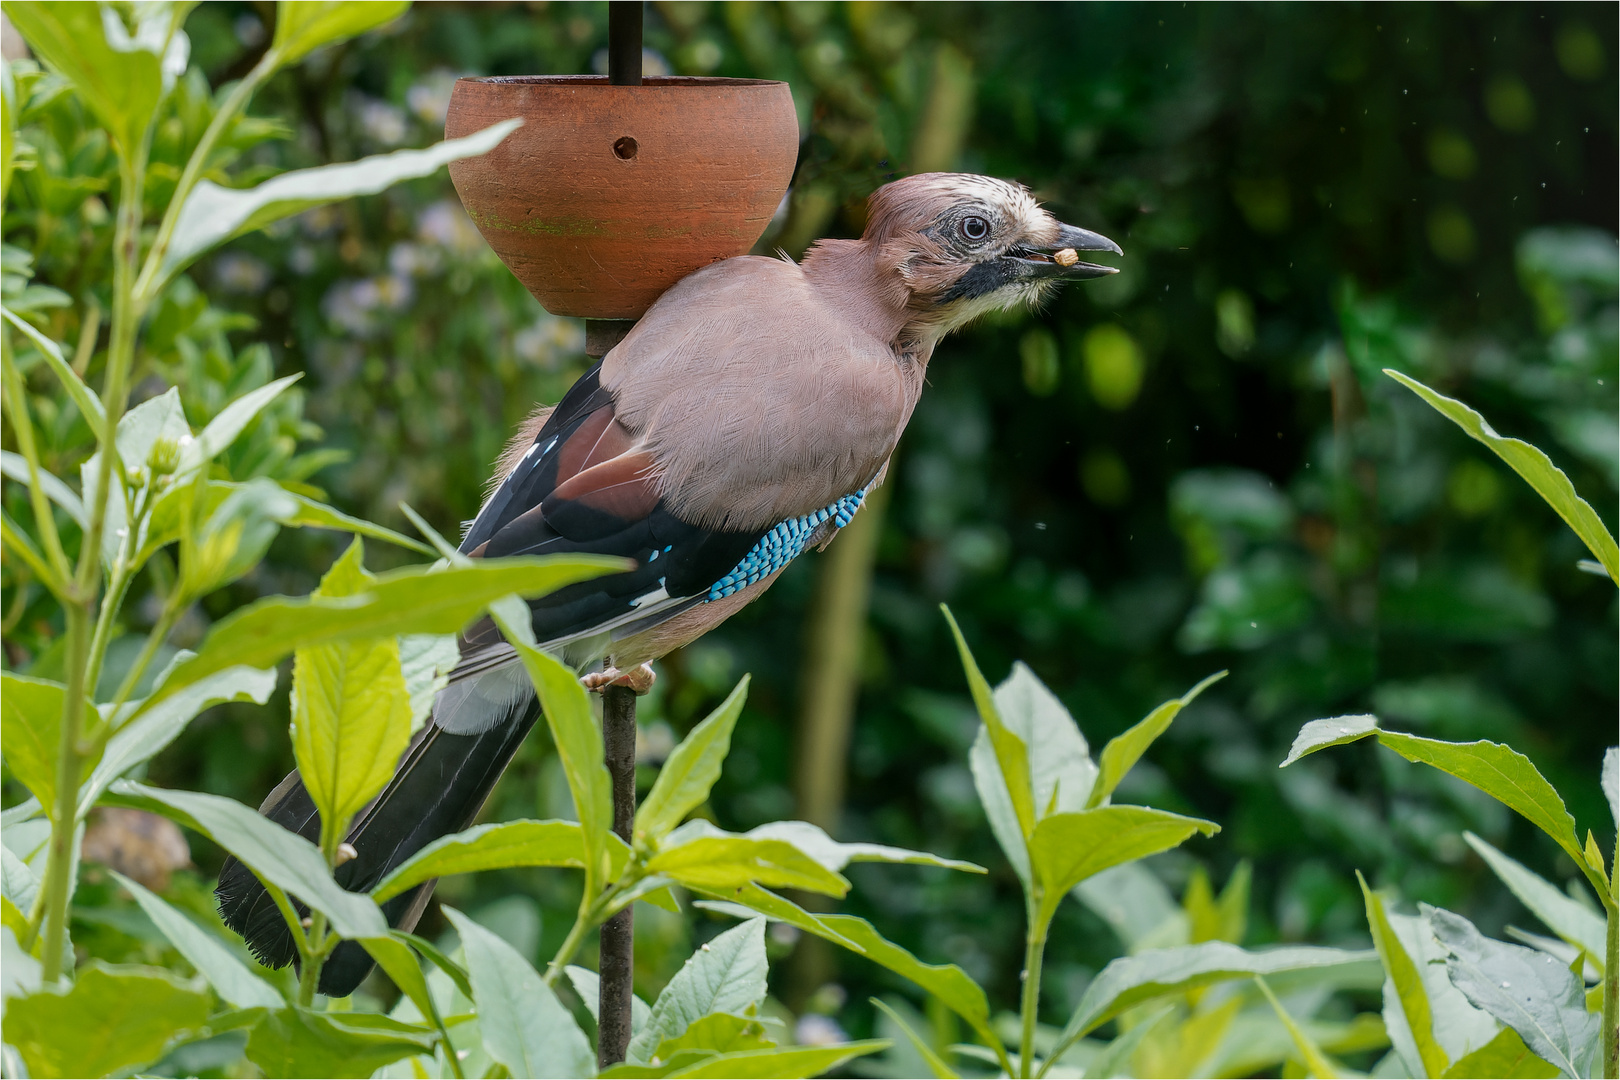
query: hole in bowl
613 136 638 160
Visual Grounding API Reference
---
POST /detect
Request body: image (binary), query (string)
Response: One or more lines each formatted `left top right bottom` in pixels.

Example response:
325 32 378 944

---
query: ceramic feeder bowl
444 75 799 321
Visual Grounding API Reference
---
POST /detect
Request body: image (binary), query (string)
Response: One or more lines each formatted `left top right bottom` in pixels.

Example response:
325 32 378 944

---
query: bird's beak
1011 223 1122 279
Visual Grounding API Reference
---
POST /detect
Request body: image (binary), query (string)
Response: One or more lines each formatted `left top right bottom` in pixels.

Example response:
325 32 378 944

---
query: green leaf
1602 747 1617 829
1255 974 1343 1078
83 662 279 817
270 0 410 66
244 1006 437 1079
1028 806 1218 926
1463 832 1606 968
108 870 282 1009
0 450 85 526
161 119 523 285
741 820 984 875
943 606 1036 838
1052 940 1379 1054
692 888 1002 1062
667 1042 889 1078
627 919 769 1065
135 554 621 721
566 964 653 1035
116 388 190 479
646 831 849 897
290 541 413 839
1375 731 1585 873
2 1 178 156
4 961 211 1079
488 603 614 894
656 1011 775 1058
1442 1027 1560 1079
441 906 594 1079
1089 671 1226 808
179 374 302 473
1 673 96 819
637 675 750 843
182 477 299 597
372 819 623 904
272 486 436 555
0 306 103 430
398 632 459 727
1359 874 1451 1078
1279 714 1380 767
2 844 40 914
992 660 1097 817
360 935 444 1039
1428 905 1599 1079
391 929 472 1002
870 998 958 1079
1385 369 1619 583
111 780 386 939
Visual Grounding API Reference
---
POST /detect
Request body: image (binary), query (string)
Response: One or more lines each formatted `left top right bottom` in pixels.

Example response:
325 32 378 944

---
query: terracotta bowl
444 75 799 320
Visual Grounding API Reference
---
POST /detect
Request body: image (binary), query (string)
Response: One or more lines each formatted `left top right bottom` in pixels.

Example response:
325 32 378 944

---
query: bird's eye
960 215 989 242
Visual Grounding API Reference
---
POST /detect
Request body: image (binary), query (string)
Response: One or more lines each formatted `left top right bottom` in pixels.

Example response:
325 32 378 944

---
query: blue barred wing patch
707 488 868 601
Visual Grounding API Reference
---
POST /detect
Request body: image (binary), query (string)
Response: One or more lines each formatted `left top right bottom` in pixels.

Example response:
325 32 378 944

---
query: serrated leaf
627 919 769 1065
81 662 278 816
133 554 621 723
1463 832 1605 968
1280 714 1380 768
1386 369 1619 583
1428 905 1600 1079
109 870 282 1009
111 780 385 939
161 120 522 284
270 0 410 66
637 676 750 843
244 1006 437 1079
442 906 594 1078
5 961 211 1079
1028 806 1218 927
1089 671 1225 808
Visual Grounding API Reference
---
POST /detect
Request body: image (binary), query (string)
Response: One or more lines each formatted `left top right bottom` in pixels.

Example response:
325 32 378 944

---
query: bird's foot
581 663 656 695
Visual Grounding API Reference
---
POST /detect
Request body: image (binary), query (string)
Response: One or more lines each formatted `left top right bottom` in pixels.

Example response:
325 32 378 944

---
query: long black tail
217 695 540 997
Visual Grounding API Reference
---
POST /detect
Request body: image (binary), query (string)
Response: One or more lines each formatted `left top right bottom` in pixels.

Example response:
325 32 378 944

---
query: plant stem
1018 913 1048 1079
599 683 638 1069
297 913 330 1007
1604 869 1616 1080
36 602 90 981
544 892 614 989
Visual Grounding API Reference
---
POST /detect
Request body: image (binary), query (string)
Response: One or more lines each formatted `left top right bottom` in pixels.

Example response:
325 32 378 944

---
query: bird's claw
581 663 656 695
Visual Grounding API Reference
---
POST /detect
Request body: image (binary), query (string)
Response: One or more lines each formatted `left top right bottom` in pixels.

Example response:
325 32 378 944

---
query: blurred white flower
299 205 342 238
389 242 442 278
214 253 270 294
514 316 584 370
323 275 414 337
288 244 318 275
352 93 408 147
793 1014 847 1047
416 200 485 257
407 69 460 126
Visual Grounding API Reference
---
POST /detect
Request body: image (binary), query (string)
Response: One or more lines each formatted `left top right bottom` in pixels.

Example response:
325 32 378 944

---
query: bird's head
862 172 1121 339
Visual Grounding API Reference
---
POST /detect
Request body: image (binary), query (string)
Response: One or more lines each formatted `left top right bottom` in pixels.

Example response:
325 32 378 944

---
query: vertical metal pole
597 681 638 1069
596 9 641 1062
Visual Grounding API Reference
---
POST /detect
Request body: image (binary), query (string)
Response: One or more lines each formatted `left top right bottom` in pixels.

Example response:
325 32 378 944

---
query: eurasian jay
218 172 1120 993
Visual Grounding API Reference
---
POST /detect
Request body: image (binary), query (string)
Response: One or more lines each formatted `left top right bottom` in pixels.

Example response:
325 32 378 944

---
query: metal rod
607 1 643 87
597 683 638 1068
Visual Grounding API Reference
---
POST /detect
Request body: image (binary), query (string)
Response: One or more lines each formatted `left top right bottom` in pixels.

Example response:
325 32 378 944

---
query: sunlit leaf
111 780 386 940
944 606 1036 837
5 961 211 1079
1279 714 1379 768
109 870 282 1010
270 0 410 67
134 554 621 721
627 919 768 1065
636 675 750 843
161 119 523 285
993 661 1097 816
1089 671 1225 808
360 935 444 1043
1028 806 1218 926
1428 905 1599 1080
1442 1027 1559 1079
646 830 849 897
666 1042 889 1078
372 819 629 903
441 906 594 1079
742 820 984 874
1386 369 1619 583
1 673 96 820
1359 874 1451 1078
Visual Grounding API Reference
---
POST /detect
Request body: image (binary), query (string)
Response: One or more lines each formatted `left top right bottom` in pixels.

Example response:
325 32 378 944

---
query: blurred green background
6 0 1616 1059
